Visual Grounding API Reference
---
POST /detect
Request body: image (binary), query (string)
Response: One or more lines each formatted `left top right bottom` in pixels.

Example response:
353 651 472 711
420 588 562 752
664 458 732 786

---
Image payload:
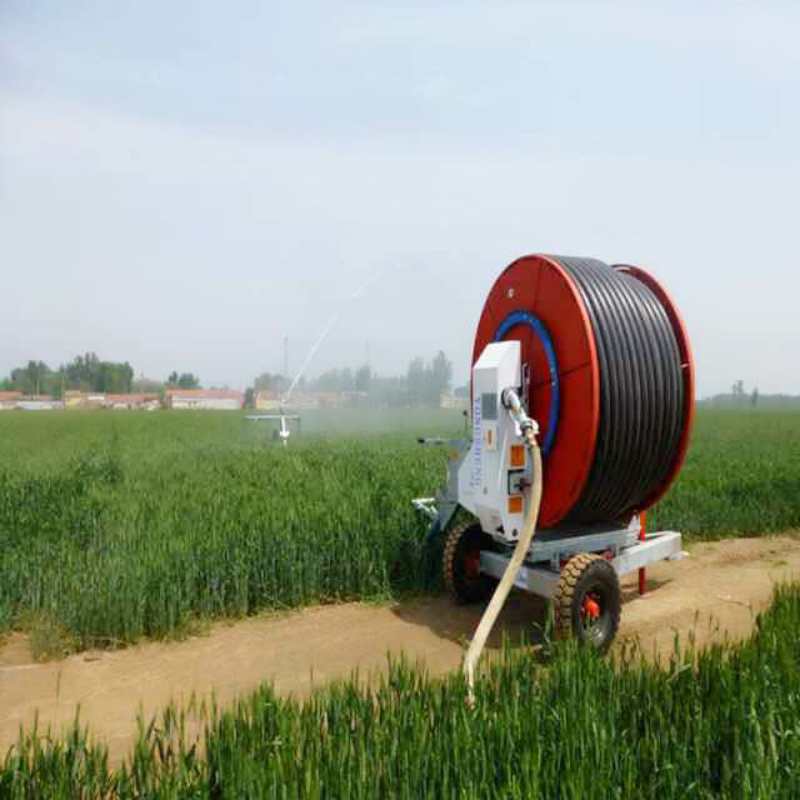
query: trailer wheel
443 520 494 604
555 553 620 653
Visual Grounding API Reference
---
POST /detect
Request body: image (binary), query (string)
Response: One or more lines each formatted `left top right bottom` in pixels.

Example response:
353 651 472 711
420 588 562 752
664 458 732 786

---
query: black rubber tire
443 520 495 604
555 553 621 653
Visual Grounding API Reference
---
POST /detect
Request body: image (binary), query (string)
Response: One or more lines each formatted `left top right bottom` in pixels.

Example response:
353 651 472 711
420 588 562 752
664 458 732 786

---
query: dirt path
2 535 799 765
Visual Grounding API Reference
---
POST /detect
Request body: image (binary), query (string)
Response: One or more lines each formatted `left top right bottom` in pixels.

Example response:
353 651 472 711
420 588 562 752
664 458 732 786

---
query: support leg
638 512 647 595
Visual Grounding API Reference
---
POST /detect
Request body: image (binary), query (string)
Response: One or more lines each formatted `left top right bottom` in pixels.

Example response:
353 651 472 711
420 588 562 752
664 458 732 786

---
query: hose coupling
502 387 540 446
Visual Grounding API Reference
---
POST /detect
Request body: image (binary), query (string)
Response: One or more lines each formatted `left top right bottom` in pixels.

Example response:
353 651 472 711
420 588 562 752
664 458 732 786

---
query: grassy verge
3 584 800 798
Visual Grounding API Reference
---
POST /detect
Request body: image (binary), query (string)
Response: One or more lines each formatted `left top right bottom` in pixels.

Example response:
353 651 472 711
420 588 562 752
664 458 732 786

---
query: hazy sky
2 2 798 396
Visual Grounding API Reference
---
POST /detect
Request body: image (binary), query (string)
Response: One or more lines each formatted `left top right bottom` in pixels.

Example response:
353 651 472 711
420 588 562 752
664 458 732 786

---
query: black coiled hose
552 257 685 523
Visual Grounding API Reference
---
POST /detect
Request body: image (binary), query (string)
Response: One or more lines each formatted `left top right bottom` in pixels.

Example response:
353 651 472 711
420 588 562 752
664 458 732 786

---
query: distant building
64 391 107 409
440 392 468 411
255 390 321 410
16 395 64 411
255 390 282 411
290 391 325 410
63 390 84 409
0 391 22 410
255 389 367 411
166 389 243 410
106 393 160 411
340 390 368 407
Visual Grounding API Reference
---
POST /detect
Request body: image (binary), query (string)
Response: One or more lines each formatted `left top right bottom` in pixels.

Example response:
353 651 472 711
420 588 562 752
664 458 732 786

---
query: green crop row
4 583 800 798
0 438 441 651
650 409 800 537
0 408 799 649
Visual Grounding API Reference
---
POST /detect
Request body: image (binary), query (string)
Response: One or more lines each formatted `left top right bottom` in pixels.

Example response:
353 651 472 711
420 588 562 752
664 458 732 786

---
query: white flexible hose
463 430 543 706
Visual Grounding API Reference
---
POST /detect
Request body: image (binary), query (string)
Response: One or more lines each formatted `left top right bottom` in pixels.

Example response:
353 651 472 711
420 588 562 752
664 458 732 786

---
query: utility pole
283 336 289 392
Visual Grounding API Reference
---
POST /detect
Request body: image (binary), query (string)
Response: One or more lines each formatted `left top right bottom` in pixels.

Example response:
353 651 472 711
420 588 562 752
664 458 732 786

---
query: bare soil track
2 535 799 766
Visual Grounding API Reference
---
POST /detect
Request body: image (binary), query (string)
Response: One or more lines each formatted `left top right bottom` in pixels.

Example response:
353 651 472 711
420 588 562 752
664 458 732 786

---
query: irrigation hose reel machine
414 254 694 663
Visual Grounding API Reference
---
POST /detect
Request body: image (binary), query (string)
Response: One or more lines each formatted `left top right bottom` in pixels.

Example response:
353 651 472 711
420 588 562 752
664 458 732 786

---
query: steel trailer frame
413 438 685 602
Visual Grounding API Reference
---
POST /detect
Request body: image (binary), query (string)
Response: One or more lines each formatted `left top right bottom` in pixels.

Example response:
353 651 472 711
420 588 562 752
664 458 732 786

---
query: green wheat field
1 408 800 797
1 408 799 649
4 587 800 798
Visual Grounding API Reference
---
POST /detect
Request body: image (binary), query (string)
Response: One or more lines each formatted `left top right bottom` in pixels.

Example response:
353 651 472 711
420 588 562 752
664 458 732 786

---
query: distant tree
166 372 200 389
429 350 453 404
406 357 426 406
368 375 410 407
354 364 372 393
253 372 287 393
29 361 47 395
312 368 354 393
177 373 200 389
9 361 63 396
5 354 135 396
60 353 133 393
681 390 800 411
93 361 134 393
132 376 163 394
11 361 47 395
64 353 97 388
405 351 453 407
751 387 759 408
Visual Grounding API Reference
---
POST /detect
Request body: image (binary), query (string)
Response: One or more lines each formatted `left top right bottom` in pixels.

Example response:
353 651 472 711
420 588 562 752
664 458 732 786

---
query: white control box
457 341 530 543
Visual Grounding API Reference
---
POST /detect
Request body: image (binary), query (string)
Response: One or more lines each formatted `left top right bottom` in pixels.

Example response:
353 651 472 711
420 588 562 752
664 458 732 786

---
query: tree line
2 348 456 407
250 350 456 408
0 353 202 398
701 384 800 409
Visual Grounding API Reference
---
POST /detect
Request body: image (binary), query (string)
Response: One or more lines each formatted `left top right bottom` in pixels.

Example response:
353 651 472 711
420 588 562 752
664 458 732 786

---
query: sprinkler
413 254 694 692
247 272 382 447
246 408 302 446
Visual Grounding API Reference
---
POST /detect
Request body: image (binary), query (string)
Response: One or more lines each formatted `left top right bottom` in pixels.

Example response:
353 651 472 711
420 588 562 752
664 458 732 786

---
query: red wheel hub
582 594 601 620
464 550 481 580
